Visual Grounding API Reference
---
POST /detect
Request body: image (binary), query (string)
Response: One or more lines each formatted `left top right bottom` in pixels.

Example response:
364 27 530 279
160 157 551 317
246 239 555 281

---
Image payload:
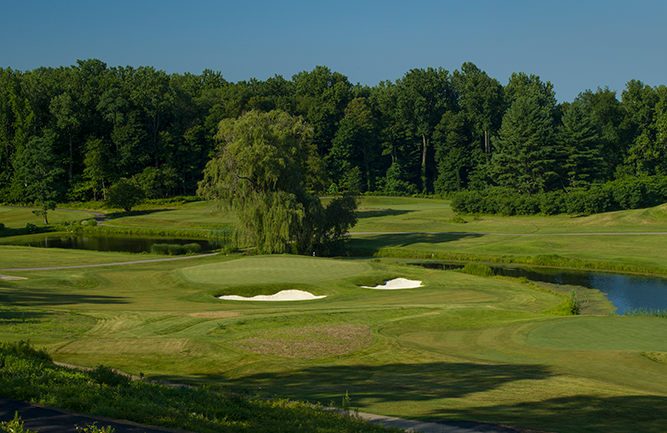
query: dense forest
1 59 666 206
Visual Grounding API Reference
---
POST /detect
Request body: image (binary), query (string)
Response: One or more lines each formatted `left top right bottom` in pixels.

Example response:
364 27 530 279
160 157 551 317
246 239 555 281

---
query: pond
412 261 667 314
3 233 217 254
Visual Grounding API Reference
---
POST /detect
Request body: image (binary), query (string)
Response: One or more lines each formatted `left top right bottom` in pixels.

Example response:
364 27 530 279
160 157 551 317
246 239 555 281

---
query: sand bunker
361 278 423 290
0 274 27 281
218 290 326 301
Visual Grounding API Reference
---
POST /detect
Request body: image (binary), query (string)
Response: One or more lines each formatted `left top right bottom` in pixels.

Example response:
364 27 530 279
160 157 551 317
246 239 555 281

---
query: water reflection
9 234 214 254
412 261 667 312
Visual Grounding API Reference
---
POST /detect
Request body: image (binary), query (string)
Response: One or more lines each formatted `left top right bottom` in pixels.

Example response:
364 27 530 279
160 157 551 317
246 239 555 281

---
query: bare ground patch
188 311 242 318
231 324 374 359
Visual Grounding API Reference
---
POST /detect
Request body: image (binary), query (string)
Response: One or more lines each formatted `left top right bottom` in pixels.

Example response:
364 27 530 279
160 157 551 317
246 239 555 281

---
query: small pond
4 233 217 254
412 261 667 313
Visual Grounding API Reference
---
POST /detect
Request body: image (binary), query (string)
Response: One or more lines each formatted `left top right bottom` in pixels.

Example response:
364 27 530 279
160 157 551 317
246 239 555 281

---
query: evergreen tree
492 97 556 195
559 102 603 189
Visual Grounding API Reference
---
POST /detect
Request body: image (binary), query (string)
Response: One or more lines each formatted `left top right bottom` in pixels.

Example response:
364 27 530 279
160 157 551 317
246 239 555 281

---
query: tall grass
0 341 399 433
624 308 667 318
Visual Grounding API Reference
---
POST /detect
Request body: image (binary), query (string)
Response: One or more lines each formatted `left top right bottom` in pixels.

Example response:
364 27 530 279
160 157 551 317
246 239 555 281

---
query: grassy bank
0 341 399 433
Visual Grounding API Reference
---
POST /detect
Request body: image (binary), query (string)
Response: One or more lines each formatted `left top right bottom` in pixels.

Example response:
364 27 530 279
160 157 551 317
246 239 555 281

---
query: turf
3 198 667 432
0 207 95 228
179 255 371 286
526 316 667 351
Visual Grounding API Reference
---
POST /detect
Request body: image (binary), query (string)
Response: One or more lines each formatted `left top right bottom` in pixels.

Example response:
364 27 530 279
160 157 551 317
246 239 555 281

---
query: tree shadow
157 361 553 405
349 232 483 252
427 394 667 433
0 309 50 324
356 209 412 219
105 208 173 220
0 286 128 307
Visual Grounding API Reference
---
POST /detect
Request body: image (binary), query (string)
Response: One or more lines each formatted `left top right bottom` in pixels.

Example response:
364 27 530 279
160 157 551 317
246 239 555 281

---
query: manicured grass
103 201 237 230
3 198 667 432
2 253 666 432
0 207 95 229
354 197 667 234
0 245 174 270
526 316 667 351
179 255 371 286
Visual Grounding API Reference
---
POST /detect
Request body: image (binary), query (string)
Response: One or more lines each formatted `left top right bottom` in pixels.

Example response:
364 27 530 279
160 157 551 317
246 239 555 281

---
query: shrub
25 223 39 234
0 222 4 230
183 243 202 254
167 244 186 255
447 215 467 224
0 413 36 433
461 262 494 277
89 365 131 388
83 219 97 226
150 243 169 255
566 290 580 315
0 340 51 361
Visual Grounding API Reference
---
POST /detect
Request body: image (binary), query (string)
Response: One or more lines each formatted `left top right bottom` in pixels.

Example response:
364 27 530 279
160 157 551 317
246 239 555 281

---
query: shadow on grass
0 287 128 307
357 209 412 219
176 361 553 404
0 309 50 324
349 232 483 251
105 208 173 220
427 394 667 433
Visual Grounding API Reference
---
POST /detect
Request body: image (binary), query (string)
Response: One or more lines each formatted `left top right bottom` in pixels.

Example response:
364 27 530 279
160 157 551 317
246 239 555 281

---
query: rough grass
231 324 374 359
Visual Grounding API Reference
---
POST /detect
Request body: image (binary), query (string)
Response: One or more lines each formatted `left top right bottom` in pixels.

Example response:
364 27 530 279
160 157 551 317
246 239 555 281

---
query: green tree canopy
198 110 356 255
492 97 556 195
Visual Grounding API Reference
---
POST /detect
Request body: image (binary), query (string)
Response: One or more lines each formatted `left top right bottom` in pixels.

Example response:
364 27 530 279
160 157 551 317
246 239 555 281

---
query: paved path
0 397 192 433
0 396 523 433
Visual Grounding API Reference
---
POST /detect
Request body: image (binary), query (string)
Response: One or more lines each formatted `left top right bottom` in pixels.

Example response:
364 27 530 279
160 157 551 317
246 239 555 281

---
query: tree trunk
421 133 428 192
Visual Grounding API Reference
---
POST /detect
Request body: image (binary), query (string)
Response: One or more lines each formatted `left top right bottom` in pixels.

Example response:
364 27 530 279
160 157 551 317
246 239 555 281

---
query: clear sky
2 0 665 103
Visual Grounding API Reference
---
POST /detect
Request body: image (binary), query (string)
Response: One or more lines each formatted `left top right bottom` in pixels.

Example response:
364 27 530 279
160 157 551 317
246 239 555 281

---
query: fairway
527 316 667 351
178 255 372 286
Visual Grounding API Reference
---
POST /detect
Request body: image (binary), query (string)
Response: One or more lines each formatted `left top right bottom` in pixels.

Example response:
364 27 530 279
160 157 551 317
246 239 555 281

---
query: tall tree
452 62 504 154
558 102 603 189
14 135 64 223
198 110 355 254
395 67 454 192
492 97 556 195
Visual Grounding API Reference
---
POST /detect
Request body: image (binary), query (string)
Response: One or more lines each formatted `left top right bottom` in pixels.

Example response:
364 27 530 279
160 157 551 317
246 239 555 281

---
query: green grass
0 207 96 229
3 198 667 432
2 253 666 432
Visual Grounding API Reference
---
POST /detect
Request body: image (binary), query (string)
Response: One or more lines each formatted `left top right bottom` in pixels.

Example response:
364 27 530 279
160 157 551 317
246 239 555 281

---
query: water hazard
4 234 216 254
413 261 667 313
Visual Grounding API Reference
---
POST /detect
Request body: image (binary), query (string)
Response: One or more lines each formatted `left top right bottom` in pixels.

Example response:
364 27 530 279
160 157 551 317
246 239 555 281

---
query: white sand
218 289 326 301
0 274 27 280
361 278 423 290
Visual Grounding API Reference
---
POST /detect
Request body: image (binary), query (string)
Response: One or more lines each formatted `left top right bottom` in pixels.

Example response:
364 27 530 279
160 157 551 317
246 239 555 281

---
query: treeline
1 59 666 204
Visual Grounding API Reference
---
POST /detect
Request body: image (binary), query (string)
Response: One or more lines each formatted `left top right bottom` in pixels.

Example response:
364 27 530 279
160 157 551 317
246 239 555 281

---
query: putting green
527 316 667 351
178 255 371 286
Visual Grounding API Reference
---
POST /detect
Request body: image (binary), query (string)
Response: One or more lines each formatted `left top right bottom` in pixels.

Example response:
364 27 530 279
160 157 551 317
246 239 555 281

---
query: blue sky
2 0 665 102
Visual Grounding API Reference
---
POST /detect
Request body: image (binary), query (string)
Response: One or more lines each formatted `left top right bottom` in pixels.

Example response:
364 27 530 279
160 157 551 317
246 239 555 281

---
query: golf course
2 197 667 432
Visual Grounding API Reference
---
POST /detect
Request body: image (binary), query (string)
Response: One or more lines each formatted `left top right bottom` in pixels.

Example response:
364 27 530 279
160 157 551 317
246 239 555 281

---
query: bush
89 365 131 388
0 413 36 433
150 243 169 255
183 243 202 254
0 222 4 230
25 223 39 234
0 340 51 361
461 262 494 277
167 244 186 255
83 219 97 226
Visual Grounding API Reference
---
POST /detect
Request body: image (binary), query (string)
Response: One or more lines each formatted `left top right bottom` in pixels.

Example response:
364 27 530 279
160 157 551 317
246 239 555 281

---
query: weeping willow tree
198 110 356 254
